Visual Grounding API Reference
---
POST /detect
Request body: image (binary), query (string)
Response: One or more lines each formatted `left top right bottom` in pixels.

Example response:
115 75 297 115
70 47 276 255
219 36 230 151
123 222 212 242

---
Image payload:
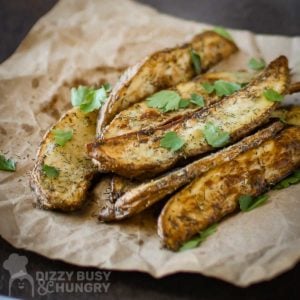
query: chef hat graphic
3 253 34 297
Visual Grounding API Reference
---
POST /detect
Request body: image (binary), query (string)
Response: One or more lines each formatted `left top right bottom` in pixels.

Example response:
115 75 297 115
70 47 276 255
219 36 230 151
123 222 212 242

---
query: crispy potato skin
88 56 290 179
30 108 98 211
103 72 252 139
97 31 238 136
98 122 285 221
158 126 300 251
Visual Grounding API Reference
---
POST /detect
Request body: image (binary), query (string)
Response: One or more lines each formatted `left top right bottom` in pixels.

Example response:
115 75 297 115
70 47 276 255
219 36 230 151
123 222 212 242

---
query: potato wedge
97 31 238 136
31 108 98 211
158 126 300 251
271 106 300 126
88 56 290 178
103 71 252 138
98 121 285 221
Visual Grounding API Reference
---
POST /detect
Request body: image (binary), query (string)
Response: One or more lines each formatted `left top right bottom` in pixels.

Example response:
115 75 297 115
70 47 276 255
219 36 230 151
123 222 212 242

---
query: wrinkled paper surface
0 0 300 287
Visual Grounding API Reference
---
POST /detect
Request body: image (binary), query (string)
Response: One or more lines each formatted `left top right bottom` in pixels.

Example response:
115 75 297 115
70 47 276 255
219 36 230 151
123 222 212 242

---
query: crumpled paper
0 0 300 287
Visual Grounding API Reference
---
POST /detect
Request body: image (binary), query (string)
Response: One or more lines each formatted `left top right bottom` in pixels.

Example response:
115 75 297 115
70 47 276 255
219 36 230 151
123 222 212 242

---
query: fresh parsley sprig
274 170 300 190
263 89 284 102
71 83 110 113
203 122 230 148
248 57 266 71
201 80 241 97
0 154 16 172
42 164 60 178
213 26 233 41
160 132 185 151
179 224 217 251
52 129 73 146
190 93 205 107
147 90 182 112
239 194 269 212
190 49 202 75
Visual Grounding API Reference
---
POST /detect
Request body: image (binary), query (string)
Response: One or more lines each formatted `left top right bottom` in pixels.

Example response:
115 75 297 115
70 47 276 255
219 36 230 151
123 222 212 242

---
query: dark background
0 0 300 299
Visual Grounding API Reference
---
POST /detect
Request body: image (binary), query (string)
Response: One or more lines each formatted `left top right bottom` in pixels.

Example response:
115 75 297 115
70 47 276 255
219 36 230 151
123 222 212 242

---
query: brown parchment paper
1 0 300 287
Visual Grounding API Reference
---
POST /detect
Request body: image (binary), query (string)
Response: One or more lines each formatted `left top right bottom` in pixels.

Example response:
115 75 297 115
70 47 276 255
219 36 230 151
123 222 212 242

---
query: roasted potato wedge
98 121 285 221
158 126 300 251
88 56 290 178
271 106 300 126
31 108 98 211
103 71 252 138
97 31 238 136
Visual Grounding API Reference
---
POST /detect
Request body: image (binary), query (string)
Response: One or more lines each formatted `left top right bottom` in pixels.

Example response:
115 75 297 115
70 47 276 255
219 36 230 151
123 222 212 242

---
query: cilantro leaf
274 170 300 190
239 194 269 212
238 195 253 211
160 131 185 151
213 26 233 41
263 89 284 102
179 224 217 251
201 82 215 94
0 154 16 172
71 86 89 107
190 49 202 75
147 90 181 112
248 57 266 71
103 82 112 92
71 84 109 113
190 93 205 107
214 80 241 97
203 122 230 148
52 129 73 146
179 99 190 108
42 164 60 178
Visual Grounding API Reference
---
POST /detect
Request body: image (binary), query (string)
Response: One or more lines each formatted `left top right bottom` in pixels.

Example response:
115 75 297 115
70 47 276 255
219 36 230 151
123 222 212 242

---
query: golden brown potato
103 71 252 138
31 108 98 211
158 126 300 251
88 56 290 179
97 31 238 136
98 121 284 221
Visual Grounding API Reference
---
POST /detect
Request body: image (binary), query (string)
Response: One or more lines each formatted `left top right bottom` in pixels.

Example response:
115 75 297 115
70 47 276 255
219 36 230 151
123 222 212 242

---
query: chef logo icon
3 253 34 298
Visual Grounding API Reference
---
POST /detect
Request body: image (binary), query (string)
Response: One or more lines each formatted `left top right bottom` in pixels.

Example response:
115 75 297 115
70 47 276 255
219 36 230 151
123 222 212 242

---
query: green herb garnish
214 80 241 97
190 49 202 75
201 82 215 94
179 224 217 251
147 90 181 112
178 99 190 109
71 84 110 113
103 83 112 92
160 131 185 151
248 57 266 71
190 93 205 107
213 26 233 41
274 170 300 190
42 164 60 178
0 154 16 172
263 89 284 102
201 80 241 97
203 122 230 148
52 129 73 146
239 194 269 212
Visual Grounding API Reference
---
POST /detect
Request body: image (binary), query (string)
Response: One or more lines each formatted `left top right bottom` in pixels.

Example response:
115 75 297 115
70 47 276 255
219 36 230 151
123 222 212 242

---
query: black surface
0 1 300 299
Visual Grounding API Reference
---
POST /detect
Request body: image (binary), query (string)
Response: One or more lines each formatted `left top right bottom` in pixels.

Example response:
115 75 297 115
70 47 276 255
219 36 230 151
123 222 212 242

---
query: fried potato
97 31 238 136
158 126 300 251
88 56 290 179
98 121 284 221
31 108 98 211
103 71 252 138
